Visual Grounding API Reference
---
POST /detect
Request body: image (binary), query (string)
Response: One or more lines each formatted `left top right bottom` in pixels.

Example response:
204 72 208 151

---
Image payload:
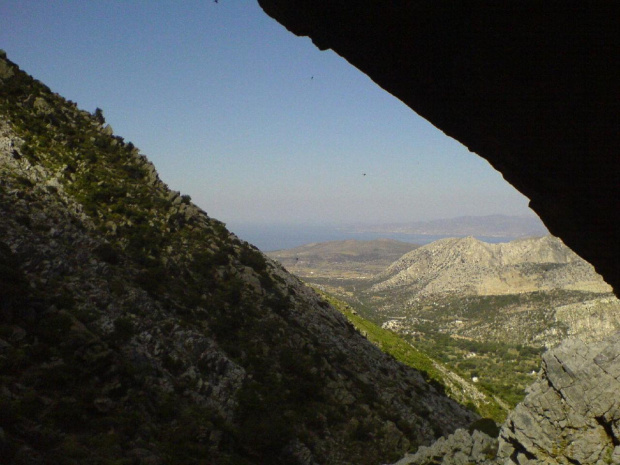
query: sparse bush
37 312 74 344
93 107 105 124
136 266 168 295
468 417 500 438
191 250 228 275
239 247 267 272
112 316 135 342
121 163 146 180
162 352 184 375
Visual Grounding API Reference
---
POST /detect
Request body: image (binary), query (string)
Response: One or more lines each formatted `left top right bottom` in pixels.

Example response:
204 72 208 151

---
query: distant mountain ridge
363 235 619 348
371 235 610 296
345 214 548 238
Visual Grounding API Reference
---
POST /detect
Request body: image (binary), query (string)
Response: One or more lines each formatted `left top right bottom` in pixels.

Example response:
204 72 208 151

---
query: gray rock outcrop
497 332 620 464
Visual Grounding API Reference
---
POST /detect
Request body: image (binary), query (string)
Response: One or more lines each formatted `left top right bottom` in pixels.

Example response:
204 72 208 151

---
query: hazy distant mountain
366 235 619 347
345 214 548 238
267 238 420 278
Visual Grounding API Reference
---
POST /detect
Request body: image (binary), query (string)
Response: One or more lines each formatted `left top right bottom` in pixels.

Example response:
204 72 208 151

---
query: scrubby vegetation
324 287 546 414
0 52 476 464
412 334 544 409
314 288 509 422
316 290 444 387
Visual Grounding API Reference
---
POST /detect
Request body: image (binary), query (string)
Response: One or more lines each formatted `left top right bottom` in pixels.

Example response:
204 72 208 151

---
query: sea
227 223 518 252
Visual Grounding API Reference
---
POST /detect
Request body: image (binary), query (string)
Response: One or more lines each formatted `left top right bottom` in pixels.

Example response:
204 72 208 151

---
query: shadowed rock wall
256 0 620 295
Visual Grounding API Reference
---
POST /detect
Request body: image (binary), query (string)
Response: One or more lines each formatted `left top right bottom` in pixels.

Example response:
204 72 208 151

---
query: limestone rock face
372 236 610 297
366 235 619 348
497 332 620 464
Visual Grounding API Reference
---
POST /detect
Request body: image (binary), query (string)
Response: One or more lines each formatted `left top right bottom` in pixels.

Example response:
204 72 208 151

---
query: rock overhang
256 0 620 296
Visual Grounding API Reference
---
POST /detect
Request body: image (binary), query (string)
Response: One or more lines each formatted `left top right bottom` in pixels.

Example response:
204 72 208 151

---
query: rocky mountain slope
498 332 620 464
0 52 477 464
372 235 610 296
365 236 619 347
267 238 420 279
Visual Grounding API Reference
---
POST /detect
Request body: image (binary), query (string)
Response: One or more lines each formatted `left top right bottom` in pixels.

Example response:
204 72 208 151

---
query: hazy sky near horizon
1 1 536 228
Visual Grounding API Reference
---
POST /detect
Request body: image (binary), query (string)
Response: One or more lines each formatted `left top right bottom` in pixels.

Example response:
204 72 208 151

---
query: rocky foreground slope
0 53 476 464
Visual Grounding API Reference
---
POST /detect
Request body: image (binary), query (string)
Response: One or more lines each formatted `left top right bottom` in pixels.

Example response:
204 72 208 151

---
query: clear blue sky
1 1 535 230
